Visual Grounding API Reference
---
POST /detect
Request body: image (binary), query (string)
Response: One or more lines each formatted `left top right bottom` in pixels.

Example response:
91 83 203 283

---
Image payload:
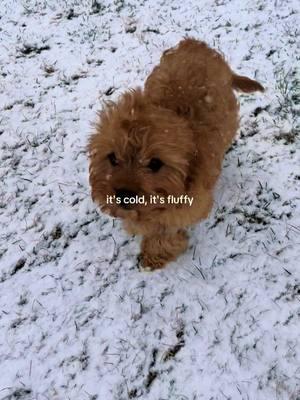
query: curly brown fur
88 38 264 270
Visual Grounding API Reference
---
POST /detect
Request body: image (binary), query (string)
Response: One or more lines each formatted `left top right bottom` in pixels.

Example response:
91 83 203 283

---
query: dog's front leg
140 230 188 270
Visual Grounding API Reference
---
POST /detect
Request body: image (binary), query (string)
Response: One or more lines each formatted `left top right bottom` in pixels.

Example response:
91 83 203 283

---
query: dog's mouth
114 188 138 209
100 190 168 220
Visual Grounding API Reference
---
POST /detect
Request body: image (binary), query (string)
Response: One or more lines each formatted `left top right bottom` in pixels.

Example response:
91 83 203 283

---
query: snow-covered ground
0 0 299 399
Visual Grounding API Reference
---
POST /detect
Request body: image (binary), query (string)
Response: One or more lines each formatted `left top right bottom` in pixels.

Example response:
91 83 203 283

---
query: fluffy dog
88 38 264 270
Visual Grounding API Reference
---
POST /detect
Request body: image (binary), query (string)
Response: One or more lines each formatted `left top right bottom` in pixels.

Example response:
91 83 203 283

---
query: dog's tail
231 73 264 93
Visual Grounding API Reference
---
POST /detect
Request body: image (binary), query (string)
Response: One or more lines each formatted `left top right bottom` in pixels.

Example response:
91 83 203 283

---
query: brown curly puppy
88 38 264 270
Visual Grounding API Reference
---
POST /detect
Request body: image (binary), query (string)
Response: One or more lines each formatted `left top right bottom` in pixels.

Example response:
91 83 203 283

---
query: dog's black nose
115 188 137 209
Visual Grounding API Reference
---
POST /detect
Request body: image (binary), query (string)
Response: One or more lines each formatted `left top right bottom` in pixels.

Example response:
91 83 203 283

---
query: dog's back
145 38 264 192
145 39 234 121
144 37 264 158
145 38 263 120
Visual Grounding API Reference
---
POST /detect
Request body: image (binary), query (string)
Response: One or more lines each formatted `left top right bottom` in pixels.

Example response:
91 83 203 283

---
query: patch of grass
274 130 298 144
142 27 160 34
144 370 158 389
275 283 300 302
114 0 126 13
274 68 300 140
1 387 32 399
42 62 57 76
91 0 105 14
51 225 62 240
19 42 50 56
162 325 185 362
10 258 26 275
10 317 27 329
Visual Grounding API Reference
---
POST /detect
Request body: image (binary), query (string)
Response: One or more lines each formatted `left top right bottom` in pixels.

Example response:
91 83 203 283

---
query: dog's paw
138 253 167 271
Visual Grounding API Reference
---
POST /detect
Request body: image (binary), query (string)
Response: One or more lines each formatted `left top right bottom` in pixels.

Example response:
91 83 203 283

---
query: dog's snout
115 188 137 209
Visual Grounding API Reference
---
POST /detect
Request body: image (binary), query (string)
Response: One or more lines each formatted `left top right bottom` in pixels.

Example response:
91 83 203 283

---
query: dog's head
88 89 195 220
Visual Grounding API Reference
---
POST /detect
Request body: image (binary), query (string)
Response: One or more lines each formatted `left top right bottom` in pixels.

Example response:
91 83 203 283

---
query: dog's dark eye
148 158 163 172
108 152 118 166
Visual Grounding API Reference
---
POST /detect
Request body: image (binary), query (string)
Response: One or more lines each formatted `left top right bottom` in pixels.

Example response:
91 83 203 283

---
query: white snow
0 0 299 399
